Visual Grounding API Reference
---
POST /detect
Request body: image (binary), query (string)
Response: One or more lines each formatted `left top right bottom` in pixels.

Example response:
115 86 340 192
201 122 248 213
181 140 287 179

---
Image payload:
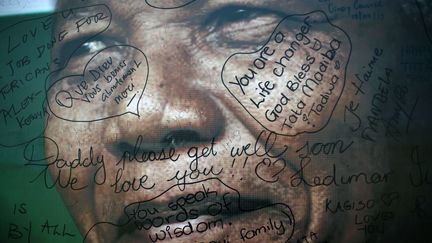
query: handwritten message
222 10 351 136
1 1 431 243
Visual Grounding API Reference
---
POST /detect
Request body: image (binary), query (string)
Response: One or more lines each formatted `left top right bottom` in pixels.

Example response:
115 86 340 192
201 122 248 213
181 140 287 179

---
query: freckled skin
46 0 432 242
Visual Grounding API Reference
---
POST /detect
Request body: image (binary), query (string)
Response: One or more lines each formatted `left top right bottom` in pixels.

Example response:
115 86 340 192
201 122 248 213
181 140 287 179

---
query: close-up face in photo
30 0 432 242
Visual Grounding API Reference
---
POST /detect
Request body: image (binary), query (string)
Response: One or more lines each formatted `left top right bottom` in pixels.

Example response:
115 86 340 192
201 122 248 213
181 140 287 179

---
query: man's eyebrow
57 0 115 16
54 2 108 21
57 0 102 8
202 4 286 25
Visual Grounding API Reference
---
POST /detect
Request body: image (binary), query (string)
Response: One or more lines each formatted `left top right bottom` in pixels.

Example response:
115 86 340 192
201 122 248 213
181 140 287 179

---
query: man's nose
108 39 224 150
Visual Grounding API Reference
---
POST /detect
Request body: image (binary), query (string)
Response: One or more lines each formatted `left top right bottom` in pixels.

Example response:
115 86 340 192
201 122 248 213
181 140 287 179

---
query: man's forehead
57 0 299 16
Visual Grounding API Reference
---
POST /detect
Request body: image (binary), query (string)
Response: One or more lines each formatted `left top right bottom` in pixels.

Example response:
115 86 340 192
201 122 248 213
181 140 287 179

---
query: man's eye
203 6 283 48
57 35 124 62
80 40 109 54
74 37 123 56
54 35 125 68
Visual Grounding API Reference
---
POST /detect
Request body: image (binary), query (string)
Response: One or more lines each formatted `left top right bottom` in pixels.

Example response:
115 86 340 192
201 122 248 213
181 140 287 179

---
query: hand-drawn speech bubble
84 178 295 243
222 10 352 136
47 45 148 122
145 0 197 9
0 4 111 147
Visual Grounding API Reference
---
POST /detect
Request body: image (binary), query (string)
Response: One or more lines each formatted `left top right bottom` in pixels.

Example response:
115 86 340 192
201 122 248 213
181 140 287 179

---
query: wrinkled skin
45 0 432 242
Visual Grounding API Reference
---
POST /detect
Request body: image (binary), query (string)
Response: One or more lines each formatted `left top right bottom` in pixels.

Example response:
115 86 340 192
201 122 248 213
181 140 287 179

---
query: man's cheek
45 123 101 190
